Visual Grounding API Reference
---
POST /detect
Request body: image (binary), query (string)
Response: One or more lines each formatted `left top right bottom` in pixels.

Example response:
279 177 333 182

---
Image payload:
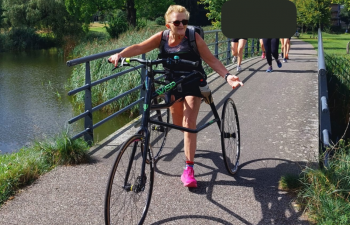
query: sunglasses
169 20 189 26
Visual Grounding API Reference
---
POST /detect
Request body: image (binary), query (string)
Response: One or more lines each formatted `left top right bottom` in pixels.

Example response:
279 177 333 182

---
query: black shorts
231 38 248 42
165 73 204 100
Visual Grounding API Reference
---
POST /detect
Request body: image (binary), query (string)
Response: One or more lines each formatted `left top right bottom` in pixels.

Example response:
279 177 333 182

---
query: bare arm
196 33 243 89
108 31 163 67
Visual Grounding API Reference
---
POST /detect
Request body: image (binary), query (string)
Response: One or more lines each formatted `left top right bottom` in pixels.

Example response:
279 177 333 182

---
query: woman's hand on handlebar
108 53 122 68
227 74 243 89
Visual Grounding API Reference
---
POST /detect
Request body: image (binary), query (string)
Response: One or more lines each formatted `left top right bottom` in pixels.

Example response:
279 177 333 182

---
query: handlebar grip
107 58 123 64
179 59 199 67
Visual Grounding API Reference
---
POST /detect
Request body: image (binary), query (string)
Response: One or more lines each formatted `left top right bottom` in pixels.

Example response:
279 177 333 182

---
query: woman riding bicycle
108 5 243 188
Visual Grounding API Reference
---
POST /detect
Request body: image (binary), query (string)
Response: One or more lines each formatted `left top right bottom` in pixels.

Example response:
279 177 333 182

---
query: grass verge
280 139 350 224
300 32 350 56
0 132 90 206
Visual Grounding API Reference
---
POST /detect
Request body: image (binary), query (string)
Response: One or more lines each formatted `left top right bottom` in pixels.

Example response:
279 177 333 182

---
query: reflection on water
0 49 134 154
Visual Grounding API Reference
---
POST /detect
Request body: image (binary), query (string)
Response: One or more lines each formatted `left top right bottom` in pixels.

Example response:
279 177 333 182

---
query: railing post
215 32 219 59
140 53 146 115
84 61 93 145
244 41 248 58
257 39 260 55
227 38 231 65
251 39 255 57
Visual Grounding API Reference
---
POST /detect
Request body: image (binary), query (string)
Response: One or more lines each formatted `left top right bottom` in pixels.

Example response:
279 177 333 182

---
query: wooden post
347 42 350 54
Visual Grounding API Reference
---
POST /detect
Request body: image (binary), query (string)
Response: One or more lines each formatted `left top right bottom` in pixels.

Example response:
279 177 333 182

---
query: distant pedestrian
262 38 282 72
231 38 247 72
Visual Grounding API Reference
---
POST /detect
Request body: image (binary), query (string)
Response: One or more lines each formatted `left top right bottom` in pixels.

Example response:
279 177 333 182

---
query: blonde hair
164 5 190 23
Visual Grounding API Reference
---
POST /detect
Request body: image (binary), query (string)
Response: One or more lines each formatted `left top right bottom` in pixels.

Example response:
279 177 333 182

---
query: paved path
0 39 318 225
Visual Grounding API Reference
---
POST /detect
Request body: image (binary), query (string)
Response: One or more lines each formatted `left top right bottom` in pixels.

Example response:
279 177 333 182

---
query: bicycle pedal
151 125 164 132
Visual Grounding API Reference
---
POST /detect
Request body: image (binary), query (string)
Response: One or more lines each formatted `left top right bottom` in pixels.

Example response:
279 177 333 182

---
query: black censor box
221 0 297 38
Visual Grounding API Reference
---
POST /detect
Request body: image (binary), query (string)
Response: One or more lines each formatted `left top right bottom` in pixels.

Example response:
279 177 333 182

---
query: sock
185 161 194 169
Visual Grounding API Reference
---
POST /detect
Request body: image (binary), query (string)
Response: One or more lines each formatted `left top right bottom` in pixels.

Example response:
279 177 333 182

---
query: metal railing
66 31 261 144
317 28 332 166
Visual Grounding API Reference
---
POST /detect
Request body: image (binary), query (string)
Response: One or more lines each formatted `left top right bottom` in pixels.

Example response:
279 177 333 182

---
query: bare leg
170 99 183 127
183 96 201 162
169 95 201 161
237 39 247 66
280 38 284 57
285 38 290 58
231 42 238 57
259 39 265 52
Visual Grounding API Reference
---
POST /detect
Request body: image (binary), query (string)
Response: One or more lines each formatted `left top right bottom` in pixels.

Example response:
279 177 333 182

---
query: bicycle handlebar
108 57 199 69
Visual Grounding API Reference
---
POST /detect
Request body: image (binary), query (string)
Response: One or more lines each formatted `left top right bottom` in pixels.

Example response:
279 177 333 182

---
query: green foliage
2 0 83 40
279 173 303 191
0 0 5 28
297 140 350 224
136 0 174 20
294 0 331 33
65 0 175 30
340 6 350 28
0 131 90 205
155 16 165 25
105 10 128 39
68 26 164 114
199 0 228 28
0 27 56 51
65 0 121 31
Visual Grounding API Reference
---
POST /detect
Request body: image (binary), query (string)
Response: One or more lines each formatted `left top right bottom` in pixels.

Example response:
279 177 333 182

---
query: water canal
0 48 132 154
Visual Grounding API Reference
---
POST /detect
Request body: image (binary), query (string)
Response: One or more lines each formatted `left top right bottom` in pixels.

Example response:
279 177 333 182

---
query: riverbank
0 132 90 206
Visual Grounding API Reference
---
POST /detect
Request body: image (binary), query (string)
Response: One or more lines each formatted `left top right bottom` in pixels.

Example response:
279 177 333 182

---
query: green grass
0 132 90 206
300 32 350 56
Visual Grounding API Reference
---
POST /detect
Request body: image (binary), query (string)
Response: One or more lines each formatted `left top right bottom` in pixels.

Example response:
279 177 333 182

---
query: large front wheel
221 98 241 175
105 134 154 225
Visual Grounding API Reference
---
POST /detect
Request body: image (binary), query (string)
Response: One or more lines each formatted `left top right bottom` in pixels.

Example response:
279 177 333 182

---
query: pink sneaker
261 52 266 59
181 167 197 187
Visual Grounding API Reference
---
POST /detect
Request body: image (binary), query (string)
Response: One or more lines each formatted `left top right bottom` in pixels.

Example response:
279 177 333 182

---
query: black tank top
158 29 206 75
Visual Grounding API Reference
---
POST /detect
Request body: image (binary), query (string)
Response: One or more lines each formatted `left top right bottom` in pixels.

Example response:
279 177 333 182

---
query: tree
199 0 227 28
65 0 174 30
3 0 83 39
173 0 211 26
295 0 331 36
0 0 5 28
339 4 350 29
136 0 174 20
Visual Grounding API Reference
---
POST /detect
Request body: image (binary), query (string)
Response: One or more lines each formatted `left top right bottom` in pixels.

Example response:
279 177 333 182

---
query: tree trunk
126 0 136 27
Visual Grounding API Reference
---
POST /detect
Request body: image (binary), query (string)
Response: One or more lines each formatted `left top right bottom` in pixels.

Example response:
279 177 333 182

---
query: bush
136 18 147 30
0 27 57 51
105 10 128 39
155 16 165 25
326 25 346 34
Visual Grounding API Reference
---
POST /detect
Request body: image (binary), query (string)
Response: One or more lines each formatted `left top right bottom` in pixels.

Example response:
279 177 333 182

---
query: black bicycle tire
221 98 241 175
105 134 154 225
148 96 169 162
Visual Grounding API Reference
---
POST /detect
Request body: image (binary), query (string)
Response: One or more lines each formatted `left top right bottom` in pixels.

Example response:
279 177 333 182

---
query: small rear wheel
221 98 241 175
105 134 154 225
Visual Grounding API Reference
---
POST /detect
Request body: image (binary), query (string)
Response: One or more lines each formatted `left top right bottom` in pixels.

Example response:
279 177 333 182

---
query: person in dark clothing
262 38 282 72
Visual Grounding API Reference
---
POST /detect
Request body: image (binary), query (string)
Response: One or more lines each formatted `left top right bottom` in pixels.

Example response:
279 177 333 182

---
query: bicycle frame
136 61 222 185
